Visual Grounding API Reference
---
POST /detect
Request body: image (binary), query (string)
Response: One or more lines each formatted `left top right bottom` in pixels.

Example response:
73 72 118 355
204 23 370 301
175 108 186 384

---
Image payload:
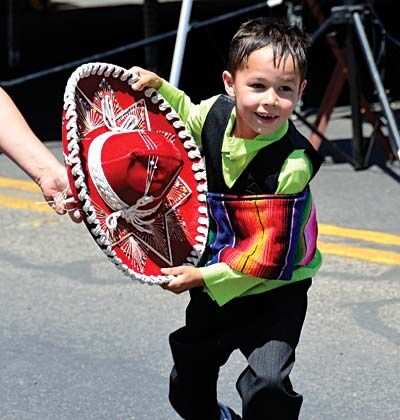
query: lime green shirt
158 81 322 306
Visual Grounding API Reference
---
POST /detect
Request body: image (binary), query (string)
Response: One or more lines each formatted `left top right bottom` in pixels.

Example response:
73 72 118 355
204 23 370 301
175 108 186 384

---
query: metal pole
169 0 193 87
310 16 333 45
352 11 400 159
346 21 365 169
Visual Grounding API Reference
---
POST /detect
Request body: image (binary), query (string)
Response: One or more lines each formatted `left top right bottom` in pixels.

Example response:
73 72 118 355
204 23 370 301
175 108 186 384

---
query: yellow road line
0 177 399 266
319 223 400 246
1 176 398 245
0 176 40 193
0 193 52 213
318 241 400 266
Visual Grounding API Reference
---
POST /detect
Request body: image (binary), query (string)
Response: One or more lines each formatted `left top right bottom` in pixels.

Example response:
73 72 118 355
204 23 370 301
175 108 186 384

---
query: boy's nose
262 88 278 107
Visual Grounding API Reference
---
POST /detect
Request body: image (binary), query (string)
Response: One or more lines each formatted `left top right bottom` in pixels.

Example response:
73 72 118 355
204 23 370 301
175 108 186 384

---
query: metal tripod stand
302 0 400 169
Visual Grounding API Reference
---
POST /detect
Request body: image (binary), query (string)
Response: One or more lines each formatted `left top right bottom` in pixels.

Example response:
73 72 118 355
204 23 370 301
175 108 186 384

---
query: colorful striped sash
205 188 317 280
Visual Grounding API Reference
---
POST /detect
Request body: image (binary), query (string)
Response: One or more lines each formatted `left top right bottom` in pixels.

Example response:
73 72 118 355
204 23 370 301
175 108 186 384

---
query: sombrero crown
62 63 208 284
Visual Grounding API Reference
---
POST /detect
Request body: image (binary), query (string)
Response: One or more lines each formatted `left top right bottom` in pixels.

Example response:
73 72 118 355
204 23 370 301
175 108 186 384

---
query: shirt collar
222 113 289 160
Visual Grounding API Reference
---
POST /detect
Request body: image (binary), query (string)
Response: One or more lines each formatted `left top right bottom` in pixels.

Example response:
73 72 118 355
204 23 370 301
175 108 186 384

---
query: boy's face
223 45 306 139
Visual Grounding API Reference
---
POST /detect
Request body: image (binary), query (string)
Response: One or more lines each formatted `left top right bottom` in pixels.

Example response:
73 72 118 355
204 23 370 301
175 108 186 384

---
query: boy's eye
250 83 264 89
280 85 293 92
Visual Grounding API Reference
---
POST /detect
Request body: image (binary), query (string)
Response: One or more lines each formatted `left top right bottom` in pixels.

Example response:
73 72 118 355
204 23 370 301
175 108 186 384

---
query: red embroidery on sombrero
62 63 208 284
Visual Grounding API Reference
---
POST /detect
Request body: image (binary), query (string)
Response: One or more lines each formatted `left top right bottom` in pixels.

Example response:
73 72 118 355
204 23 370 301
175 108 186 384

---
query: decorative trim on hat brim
63 62 208 285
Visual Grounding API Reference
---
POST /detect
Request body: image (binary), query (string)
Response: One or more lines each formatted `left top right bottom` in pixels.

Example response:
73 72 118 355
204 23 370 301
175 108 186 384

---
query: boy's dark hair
227 17 310 81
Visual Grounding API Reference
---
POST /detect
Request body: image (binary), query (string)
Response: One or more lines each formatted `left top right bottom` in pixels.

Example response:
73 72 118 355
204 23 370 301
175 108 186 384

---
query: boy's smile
255 112 279 123
223 45 306 139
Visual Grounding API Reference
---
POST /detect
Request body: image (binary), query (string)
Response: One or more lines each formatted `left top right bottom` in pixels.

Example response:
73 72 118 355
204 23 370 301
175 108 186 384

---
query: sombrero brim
62 62 208 285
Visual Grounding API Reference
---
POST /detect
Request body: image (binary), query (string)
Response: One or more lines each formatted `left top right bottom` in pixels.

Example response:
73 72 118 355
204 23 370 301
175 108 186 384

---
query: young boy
131 17 323 420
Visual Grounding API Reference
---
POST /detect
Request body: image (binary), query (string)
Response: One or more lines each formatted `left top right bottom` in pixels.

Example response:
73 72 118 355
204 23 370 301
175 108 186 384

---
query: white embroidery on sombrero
76 96 103 136
120 236 146 272
76 83 151 136
87 127 190 267
87 131 162 235
102 94 140 132
88 122 184 237
63 62 208 284
87 131 127 211
138 129 157 150
156 130 176 144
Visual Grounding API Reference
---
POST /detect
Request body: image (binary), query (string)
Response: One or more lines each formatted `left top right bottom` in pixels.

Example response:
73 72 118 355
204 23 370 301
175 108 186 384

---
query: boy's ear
222 71 235 97
298 79 307 97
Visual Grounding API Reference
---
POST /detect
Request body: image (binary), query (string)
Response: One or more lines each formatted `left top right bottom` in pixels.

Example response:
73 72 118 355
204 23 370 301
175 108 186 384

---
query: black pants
168 279 312 420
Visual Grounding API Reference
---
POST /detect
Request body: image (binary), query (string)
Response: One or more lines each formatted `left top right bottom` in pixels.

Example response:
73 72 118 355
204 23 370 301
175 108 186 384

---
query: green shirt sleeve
201 249 322 306
158 80 218 146
275 149 313 194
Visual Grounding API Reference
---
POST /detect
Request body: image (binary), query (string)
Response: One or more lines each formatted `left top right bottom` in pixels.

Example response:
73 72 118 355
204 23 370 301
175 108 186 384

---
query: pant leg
236 279 312 420
168 288 232 420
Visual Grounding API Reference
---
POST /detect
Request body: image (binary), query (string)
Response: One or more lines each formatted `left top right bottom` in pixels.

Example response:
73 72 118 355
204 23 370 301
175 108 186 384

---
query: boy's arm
158 81 219 146
199 264 265 305
159 262 264 300
130 66 217 144
129 66 163 90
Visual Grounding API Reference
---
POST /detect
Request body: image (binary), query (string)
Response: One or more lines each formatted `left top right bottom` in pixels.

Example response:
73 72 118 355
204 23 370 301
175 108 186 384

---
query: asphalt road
0 136 399 420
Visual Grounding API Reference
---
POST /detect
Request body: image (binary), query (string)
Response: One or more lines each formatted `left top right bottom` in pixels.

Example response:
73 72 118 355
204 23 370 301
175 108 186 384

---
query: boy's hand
129 66 164 91
160 266 204 294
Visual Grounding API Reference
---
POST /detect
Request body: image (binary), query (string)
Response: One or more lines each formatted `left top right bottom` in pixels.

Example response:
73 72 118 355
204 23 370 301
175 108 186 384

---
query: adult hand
38 165 82 223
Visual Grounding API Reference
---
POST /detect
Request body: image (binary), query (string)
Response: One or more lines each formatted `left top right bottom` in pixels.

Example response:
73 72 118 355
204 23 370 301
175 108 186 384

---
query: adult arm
0 87 81 221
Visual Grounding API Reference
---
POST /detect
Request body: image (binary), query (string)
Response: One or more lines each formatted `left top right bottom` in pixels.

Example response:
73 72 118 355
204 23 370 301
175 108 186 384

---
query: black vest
201 95 323 194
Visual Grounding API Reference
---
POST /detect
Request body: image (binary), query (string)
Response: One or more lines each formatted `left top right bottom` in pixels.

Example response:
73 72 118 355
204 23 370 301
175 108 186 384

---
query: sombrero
62 62 208 285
